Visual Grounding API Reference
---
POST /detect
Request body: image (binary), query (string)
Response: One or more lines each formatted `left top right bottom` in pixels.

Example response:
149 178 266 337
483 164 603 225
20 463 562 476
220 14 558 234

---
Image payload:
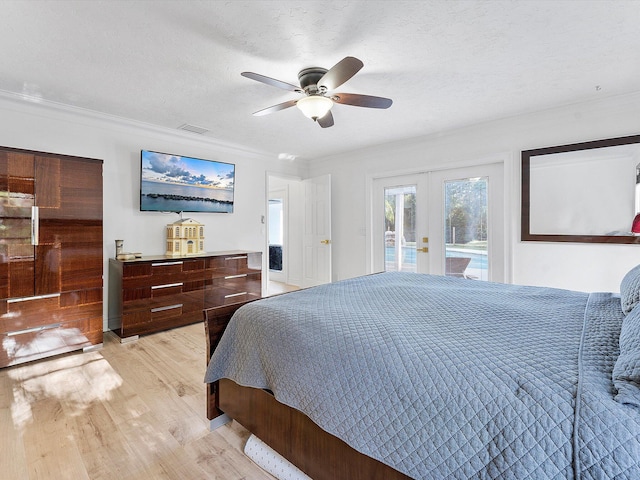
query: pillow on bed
620 264 640 314
613 304 640 407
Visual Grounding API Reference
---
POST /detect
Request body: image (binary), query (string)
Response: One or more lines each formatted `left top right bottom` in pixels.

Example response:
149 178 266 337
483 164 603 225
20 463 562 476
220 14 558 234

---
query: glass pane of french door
444 177 488 281
384 185 416 272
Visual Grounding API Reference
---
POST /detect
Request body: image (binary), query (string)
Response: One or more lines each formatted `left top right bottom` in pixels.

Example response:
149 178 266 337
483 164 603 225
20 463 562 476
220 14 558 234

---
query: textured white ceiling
1 0 639 161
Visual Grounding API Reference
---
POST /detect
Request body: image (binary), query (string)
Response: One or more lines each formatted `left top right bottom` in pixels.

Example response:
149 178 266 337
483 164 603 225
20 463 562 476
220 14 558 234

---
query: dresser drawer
121 290 204 337
206 254 248 277
122 262 152 278
206 253 261 277
151 260 185 276
123 289 204 315
122 259 205 290
205 273 261 306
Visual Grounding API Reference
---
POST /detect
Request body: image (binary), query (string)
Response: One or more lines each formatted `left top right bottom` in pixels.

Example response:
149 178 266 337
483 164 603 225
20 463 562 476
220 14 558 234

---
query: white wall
308 92 640 293
0 94 304 330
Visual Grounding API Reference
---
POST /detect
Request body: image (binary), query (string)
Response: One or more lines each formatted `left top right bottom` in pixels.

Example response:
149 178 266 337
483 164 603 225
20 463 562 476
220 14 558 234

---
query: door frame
266 173 302 289
365 153 512 282
268 186 288 283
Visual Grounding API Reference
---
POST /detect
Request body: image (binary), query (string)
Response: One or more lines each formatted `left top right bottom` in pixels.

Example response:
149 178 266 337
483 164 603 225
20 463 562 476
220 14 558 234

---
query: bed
204 270 640 479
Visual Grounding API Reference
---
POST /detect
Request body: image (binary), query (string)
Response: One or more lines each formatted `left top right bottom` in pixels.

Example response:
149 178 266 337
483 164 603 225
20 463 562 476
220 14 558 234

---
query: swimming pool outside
385 245 488 279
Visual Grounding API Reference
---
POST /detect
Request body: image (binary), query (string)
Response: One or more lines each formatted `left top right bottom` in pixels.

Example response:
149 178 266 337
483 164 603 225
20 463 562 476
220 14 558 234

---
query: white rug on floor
244 434 311 480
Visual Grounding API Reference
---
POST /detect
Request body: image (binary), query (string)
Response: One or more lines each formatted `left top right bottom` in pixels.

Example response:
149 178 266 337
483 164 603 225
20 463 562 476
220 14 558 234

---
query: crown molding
0 89 273 160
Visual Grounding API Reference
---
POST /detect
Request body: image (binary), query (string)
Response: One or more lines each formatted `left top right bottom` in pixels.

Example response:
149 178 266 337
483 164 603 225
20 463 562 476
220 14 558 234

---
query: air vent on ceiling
178 123 209 135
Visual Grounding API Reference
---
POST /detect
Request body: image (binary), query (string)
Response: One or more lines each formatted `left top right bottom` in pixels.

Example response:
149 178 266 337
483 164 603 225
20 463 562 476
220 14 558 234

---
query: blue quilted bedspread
204 272 640 479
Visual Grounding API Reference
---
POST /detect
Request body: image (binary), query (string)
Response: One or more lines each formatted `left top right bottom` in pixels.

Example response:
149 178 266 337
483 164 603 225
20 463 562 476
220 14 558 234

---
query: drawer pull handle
152 261 183 267
225 274 247 279
8 293 61 304
226 256 248 260
7 323 62 337
151 304 183 313
151 282 183 290
224 292 247 299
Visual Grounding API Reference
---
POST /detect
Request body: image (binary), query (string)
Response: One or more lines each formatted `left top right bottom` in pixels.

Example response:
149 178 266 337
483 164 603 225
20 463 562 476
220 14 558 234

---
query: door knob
417 247 428 253
320 239 331 245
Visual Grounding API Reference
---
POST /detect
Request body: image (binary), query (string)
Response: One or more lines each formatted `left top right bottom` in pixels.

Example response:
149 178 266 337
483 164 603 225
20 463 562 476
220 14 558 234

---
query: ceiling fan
241 56 392 128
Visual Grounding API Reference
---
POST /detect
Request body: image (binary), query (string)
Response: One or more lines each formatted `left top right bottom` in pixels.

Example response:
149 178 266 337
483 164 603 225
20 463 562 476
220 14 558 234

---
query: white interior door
302 174 332 287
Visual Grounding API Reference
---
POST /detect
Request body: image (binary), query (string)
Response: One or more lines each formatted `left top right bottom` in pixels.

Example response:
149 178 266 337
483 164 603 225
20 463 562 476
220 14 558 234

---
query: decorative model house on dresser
109 251 262 342
166 218 205 256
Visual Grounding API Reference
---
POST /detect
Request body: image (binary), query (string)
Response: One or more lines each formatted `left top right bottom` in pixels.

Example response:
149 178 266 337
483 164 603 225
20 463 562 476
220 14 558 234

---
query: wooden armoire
0 146 103 368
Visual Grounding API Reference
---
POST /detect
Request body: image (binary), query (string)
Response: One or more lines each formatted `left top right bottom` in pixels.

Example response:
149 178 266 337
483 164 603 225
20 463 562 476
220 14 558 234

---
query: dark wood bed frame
204 302 411 480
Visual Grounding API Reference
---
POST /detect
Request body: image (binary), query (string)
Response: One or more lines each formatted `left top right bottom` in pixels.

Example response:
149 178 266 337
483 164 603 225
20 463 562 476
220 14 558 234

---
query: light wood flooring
0 322 276 480
266 281 300 296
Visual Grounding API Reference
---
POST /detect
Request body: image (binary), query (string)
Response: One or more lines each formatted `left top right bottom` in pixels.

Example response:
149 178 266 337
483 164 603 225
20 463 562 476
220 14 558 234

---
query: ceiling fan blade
253 99 298 116
241 72 302 93
332 93 393 109
317 110 334 128
317 57 364 91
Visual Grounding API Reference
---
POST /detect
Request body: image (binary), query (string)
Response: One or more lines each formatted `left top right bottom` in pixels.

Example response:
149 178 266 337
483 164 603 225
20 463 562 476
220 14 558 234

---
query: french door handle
417 247 429 253
31 206 39 246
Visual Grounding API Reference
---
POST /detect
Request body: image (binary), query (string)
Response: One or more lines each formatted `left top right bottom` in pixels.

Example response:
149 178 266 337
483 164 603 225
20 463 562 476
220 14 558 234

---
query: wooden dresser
0 147 104 368
109 251 262 340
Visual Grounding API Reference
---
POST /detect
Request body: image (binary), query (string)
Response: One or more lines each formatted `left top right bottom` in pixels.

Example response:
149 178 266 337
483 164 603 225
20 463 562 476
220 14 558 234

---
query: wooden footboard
204 301 411 480
204 301 256 420
218 378 411 480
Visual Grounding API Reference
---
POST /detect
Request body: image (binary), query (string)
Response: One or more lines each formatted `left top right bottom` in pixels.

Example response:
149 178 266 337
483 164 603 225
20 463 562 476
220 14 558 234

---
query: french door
372 163 504 282
373 174 429 274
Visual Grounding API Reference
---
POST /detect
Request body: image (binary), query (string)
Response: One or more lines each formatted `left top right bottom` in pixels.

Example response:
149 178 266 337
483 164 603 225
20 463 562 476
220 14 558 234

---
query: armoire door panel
38 219 102 243
6 150 35 206
0 263 7 299
8 260 34 299
6 152 35 178
35 244 61 295
60 288 102 308
0 217 32 239
59 242 102 266
60 268 103 292
7 178 35 196
37 158 102 221
58 159 103 220
35 156 61 209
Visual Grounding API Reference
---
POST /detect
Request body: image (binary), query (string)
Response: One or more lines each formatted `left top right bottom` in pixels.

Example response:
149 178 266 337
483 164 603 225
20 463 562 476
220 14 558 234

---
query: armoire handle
31 206 39 246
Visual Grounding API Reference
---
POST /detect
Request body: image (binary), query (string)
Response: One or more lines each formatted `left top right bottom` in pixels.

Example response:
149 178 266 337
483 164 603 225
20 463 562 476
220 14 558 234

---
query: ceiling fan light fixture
296 95 333 120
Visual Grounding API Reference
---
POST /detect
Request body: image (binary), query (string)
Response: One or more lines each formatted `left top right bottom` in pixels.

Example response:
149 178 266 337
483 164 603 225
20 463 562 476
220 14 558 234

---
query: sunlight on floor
266 281 299 296
7 350 123 430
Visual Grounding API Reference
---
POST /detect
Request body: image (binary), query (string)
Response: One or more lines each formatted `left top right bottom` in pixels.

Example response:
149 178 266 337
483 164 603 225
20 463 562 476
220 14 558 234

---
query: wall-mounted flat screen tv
140 150 235 213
